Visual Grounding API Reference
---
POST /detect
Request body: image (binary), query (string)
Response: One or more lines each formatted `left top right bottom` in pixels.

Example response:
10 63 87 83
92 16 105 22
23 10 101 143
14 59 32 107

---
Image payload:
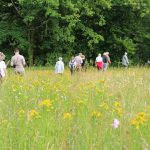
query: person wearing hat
55 57 64 74
122 52 129 68
0 52 7 82
95 53 103 71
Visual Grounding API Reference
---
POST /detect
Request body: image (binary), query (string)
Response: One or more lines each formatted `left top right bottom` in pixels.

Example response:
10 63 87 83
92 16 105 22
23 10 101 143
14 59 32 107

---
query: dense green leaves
0 0 149 65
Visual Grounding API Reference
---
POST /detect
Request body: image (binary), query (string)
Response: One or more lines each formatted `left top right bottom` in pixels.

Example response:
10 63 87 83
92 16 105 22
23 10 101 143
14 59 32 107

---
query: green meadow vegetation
0 67 150 150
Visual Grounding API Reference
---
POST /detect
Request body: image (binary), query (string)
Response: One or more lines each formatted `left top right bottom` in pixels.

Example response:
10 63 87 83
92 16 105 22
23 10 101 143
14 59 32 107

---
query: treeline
0 0 149 66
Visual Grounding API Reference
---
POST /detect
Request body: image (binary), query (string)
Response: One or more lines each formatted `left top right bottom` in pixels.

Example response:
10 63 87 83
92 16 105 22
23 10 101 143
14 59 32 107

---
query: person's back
55 57 64 74
74 53 83 71
122 52 129 67
102 55 108 63
96 54 103 71
0 52 7 79
11 48 26 75
96 55 103 63
74 55 82 65
102 53 108 71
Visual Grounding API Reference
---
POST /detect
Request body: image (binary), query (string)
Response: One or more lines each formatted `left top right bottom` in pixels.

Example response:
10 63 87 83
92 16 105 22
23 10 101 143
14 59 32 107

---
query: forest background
0 0 149 66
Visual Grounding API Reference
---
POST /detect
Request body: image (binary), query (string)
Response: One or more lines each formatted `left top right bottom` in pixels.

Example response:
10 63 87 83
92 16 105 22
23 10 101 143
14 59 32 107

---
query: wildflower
64 112 72 120
113 101 121 107
145 106 150 109
91 111 101 118
39 100 52 108
18 109 25 117
131 112 147 129
112 118 120 128
28 110 40 120
112 101 123 115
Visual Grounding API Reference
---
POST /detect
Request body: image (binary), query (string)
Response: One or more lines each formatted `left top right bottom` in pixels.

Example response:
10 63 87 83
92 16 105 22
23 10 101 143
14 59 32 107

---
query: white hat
98 54 101 56
59 57 62 61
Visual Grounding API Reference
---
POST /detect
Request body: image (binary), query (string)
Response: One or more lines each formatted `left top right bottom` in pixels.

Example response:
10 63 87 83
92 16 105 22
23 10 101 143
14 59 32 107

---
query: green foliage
0 0 149 65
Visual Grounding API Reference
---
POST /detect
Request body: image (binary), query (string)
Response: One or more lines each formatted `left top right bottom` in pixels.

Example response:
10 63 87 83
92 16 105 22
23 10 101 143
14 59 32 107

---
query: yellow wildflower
131 112 148 129
145 106 150 109
39 100 52 108
18 109 25 117
64 112 72 120
28 110 40 120
91 111 101 118
113 101 121 107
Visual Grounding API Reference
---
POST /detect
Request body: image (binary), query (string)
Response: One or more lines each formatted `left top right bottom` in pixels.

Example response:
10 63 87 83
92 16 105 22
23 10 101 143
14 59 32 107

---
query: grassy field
0 67 150 150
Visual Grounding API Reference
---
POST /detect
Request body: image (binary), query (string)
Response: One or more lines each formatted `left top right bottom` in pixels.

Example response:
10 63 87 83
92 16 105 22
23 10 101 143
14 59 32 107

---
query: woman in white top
55 57 64 74
0 52 7 81
95 54 103 71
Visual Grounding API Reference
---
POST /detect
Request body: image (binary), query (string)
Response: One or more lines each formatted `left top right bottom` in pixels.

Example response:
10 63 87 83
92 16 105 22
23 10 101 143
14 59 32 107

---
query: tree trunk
27 28 34 66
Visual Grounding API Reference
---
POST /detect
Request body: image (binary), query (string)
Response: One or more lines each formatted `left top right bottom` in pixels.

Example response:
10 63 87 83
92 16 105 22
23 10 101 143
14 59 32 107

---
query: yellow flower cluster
131 112 148 129
28 110 40 120
91 111 101 118
18 109 25 117
145 106 150 109
39 100 52 108
63 112 72 120
113 101 123 115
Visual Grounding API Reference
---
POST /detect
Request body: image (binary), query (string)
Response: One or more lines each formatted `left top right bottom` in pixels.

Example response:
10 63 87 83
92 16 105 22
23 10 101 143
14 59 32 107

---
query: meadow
0 67 150 150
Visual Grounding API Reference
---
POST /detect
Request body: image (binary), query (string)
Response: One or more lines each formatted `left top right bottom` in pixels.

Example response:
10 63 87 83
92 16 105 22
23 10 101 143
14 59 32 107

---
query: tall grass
0 67 150 150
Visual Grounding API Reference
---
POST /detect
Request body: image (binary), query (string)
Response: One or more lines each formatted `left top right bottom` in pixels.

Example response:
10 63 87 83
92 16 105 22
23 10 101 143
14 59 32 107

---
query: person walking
69 56 76 75
105 52 111 67
55 57 64 75
95 54 103 71
74 53 83 72
0 52 7 83
122 52 129 68
11 48 26 75
102 53 108 71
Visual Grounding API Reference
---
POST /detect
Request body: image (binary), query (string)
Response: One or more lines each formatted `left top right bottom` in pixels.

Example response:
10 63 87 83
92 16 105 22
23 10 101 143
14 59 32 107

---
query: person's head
58 57 62 61
103 52 106 55
79 53 82 56
81 55 85 59
0 52 5 61
14 48 20 54
125 52 127 55
98 54 101 57
106 52 109 55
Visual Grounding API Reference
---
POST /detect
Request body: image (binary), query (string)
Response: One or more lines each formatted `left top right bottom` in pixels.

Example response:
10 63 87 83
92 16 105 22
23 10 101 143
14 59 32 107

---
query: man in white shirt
0 52 7 83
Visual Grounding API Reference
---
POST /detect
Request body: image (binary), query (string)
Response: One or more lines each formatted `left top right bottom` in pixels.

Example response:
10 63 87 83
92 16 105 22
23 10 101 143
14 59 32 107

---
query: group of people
0 48 149 80
0 48 26 82
95 51 130 71
55 53 86 75
55 51 130 75
95 52 111 71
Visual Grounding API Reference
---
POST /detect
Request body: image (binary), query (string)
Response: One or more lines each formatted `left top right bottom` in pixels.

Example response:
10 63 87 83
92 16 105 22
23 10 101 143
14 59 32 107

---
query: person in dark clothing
102 53 108 71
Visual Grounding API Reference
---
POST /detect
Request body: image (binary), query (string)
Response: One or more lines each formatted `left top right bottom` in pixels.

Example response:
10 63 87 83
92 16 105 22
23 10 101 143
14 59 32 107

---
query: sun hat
59 57 62 61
